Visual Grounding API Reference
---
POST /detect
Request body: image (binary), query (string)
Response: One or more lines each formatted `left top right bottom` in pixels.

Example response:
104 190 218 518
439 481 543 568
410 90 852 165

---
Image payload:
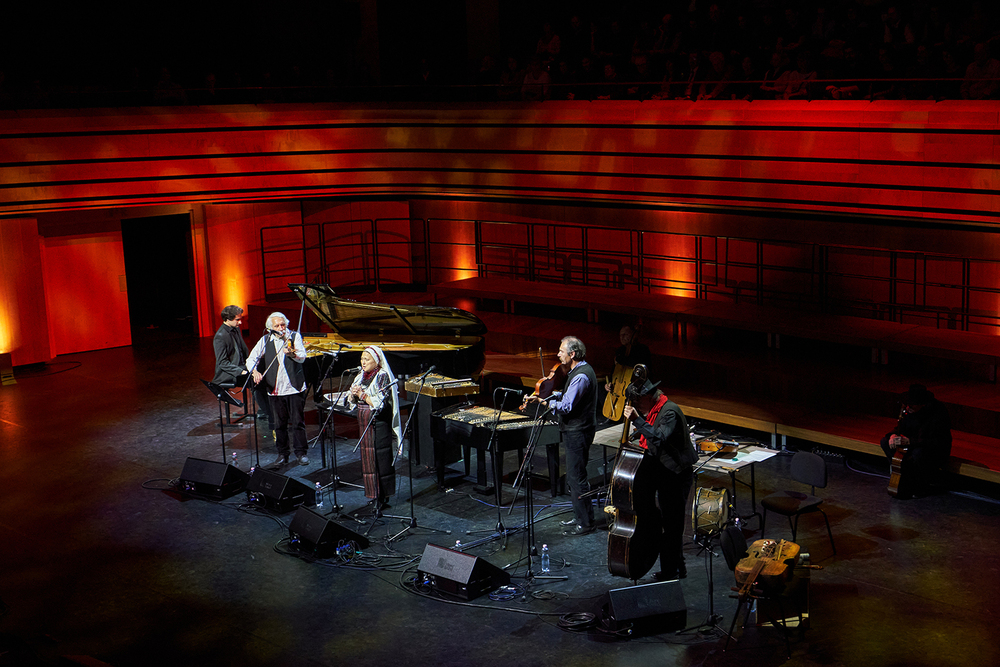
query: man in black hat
623 376 699 580
880 383 952 499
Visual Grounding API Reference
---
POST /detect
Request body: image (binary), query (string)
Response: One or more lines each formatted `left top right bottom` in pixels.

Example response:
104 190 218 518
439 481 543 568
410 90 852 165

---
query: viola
734 538 800 596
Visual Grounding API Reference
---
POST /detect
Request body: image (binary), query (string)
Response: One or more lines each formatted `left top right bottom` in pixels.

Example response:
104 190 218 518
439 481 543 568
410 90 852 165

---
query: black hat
899 383 935 405
627 378 661 399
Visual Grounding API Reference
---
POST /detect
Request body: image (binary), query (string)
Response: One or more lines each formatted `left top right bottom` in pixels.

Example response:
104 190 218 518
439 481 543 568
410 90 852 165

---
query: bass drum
691 487 730 537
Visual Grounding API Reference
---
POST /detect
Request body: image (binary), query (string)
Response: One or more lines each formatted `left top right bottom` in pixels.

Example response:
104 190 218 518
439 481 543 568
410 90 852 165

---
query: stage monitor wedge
178 457 248 500
602 579 687 636
288 506 370 557
245 468 314 513
417 543 510 601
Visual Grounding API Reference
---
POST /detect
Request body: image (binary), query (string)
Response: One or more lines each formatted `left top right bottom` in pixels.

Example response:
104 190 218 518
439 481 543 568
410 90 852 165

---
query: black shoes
652 563 688 581
268 456 289 469
559 518 578 526
562 524 596 536
297 455 309 466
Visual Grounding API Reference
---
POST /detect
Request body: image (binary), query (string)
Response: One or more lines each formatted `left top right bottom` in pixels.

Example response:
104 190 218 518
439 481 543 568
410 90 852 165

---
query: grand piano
288 284 487 472
290 283 487 378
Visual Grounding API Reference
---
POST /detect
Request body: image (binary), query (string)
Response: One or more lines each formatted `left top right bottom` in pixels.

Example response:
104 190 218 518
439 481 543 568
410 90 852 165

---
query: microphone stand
505 406 567 582
462 388 522 548
387 368 451 543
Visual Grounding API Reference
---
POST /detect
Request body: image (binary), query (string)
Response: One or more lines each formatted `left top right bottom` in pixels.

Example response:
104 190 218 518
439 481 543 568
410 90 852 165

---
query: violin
520 348 567 413
698 439 739 458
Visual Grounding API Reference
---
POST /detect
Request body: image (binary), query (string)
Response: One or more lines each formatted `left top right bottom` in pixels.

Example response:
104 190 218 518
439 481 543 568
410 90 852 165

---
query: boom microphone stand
505 405 567 582
387 367 451 543
462 388 524 549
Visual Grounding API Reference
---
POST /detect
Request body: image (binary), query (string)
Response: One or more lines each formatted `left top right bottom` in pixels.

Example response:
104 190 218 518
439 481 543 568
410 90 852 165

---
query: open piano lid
289 284 487 339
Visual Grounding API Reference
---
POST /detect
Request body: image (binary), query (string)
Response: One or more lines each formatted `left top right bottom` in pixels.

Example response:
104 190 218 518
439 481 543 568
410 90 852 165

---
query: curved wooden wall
2 100 998 229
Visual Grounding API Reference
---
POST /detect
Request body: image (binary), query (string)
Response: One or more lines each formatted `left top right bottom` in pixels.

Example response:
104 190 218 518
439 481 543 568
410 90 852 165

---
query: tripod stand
310 355 364 520
387 368 451 543
461 388 524 549
681 528 735 640
503 406 567 582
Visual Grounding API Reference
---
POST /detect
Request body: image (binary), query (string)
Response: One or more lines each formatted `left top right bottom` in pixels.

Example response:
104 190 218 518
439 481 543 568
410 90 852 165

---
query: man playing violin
623 376 698 580
525 336 598 536
246 312 309 468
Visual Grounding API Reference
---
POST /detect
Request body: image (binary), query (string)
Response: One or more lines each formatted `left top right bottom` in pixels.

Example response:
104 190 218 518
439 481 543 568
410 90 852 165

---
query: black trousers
269 390 307 458
653 462 693 575
564 428 595 527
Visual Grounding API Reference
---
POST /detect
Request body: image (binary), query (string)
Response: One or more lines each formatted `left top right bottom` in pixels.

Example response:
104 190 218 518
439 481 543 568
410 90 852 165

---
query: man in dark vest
527 336 598 535
212 305 270 425
623 376 698 580
246 311 309 468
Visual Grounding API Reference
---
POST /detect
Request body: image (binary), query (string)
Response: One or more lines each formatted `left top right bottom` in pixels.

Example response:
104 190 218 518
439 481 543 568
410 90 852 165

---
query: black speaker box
602 580 687 636
417 543 510 601
245 468 314 513
288 506 370 557
178 457 249 500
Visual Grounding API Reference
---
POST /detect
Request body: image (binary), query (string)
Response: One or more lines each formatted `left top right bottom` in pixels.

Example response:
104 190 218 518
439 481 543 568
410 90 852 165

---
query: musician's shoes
268 456 289 469
562 524 596 536
297 455 309 466
559 518 578 527
653 564 687 581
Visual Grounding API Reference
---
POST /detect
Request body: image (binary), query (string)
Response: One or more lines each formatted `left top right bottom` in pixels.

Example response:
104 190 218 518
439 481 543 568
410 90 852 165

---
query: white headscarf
355 345 403 455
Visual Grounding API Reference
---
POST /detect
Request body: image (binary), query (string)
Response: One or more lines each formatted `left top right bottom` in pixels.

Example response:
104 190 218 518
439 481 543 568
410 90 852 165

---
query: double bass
606 365 660 580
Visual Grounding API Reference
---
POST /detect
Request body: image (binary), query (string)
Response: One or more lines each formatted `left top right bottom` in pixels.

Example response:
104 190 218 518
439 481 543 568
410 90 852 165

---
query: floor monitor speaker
245 468 314 513
288 506 370 557
178 457 248 500
416 543 510 601
602 579 687 636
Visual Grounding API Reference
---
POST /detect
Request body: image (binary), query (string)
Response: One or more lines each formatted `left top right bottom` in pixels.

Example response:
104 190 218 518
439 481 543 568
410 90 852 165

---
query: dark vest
263 335 305 392
559 362 597 433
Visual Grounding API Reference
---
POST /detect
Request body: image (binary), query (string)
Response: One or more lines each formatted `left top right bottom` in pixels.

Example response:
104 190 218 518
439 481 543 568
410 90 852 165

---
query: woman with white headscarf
349 345 402 509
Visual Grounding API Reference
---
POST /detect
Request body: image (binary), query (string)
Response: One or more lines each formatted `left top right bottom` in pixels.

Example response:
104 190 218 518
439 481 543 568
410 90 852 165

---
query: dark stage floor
2 336 1000 667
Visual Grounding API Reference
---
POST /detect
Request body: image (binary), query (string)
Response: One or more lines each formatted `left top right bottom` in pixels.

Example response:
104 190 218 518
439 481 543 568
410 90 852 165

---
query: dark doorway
121 213 194 343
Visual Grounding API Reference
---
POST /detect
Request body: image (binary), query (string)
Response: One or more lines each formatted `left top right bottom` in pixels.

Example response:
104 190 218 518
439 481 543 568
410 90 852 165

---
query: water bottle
314 481 324 508
231 451 239 469
541 544 550 573
454 539 462 551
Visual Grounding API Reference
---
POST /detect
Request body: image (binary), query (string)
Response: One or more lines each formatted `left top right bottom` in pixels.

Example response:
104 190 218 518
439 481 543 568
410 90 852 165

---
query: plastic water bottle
454 539 462 551
231 451 239 469
541 544 550 573
314 481 324 508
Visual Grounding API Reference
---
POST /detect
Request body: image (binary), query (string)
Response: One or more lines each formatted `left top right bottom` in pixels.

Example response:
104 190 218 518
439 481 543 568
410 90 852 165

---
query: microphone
335 342 353 349
415 365 437 380
346 366 363 373
498 387 524 397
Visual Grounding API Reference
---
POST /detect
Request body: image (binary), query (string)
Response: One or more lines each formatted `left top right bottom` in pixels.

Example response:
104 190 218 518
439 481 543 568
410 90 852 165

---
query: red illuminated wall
0 217 50 365
41 232 131 355
3 101 1000 360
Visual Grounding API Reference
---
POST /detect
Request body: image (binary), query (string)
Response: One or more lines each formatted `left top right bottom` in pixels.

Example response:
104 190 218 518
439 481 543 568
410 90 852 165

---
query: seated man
880 384 952 499
212 305 270 424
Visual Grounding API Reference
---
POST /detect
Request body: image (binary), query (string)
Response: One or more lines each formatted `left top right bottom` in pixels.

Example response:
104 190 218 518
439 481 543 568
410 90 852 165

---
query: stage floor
1 336 999 667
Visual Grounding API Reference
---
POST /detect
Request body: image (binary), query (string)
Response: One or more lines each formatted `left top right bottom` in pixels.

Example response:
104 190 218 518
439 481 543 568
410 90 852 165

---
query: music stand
202 379 244 463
